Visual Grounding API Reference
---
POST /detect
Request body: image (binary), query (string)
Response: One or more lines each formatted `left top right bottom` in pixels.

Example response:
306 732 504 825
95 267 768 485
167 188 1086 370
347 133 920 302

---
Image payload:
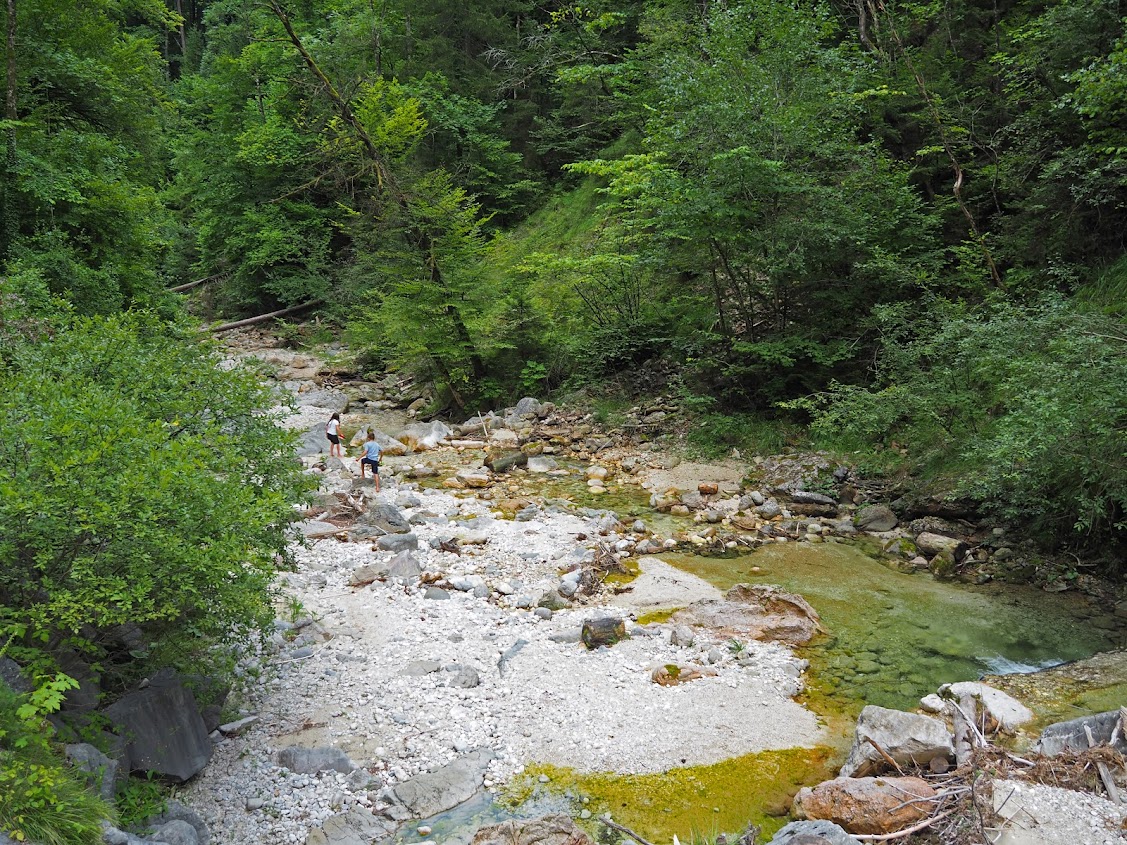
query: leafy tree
799 296 1127 553
406 72 539 222
1 0 176 313
0 288 316 687
566 0 937 407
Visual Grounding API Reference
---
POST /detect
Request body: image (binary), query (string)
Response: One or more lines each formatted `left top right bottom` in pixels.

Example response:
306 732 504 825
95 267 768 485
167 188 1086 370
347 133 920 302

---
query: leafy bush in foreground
0 682 110 845
0 289 317 842
0 293 316 683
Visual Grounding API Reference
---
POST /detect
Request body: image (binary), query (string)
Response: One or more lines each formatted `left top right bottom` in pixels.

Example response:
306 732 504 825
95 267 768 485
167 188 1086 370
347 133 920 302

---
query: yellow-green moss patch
502 748 837 841
635 608 680 625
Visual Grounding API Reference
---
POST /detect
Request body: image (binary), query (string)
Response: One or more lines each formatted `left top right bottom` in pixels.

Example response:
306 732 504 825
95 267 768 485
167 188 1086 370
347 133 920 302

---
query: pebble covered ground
990 778 1127 844
182 337 1127 845
182 461 821 844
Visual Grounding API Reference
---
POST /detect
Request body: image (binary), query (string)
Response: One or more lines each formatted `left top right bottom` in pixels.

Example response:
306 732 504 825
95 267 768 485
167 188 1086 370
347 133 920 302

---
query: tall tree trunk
175 0 186 56
367 0 383 75
267 1 486 382
866 0 1003 289
1 0 17 264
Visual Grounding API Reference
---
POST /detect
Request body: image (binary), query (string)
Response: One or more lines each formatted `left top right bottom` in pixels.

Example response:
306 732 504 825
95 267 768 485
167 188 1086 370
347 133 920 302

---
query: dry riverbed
182 363 825 844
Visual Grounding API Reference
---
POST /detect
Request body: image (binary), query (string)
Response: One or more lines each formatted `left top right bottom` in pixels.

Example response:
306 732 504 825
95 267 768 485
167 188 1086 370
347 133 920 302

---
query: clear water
403 448 1122 712
661 543 1122 712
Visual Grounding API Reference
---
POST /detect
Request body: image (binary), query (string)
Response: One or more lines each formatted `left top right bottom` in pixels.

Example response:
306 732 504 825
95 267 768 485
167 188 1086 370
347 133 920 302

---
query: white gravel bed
182 479 823 844
991 778 1127 844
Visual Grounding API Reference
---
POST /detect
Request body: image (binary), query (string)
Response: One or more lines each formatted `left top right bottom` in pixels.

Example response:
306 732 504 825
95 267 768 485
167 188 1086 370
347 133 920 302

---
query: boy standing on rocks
359 430 381 492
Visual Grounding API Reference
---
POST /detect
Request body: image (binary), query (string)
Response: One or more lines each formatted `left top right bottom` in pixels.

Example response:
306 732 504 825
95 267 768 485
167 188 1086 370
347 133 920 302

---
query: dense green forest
1 0 1124 554
0 0 1124 836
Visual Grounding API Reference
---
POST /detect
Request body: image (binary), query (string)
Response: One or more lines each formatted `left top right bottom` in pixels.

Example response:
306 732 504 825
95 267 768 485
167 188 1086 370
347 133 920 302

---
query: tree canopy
0 0 1124 552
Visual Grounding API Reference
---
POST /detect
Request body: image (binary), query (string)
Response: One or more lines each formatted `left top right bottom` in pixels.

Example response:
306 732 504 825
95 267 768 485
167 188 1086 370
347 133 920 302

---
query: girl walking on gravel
325 412 343 458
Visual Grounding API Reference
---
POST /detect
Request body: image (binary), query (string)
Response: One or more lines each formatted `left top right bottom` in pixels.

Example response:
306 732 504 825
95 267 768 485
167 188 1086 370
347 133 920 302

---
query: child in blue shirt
359 431 381 491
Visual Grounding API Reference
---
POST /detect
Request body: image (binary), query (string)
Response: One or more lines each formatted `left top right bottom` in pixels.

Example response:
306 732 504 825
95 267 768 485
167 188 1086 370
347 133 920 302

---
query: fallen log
207 300 323 333
167 272 228 293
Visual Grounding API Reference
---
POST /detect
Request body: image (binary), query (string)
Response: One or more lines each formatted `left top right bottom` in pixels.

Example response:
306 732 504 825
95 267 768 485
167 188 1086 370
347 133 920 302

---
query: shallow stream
663 542 1122 713
484 543 1121 843
385 451 1125 841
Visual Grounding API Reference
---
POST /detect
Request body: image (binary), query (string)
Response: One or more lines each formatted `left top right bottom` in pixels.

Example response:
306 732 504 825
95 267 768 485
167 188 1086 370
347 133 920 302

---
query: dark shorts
326 433 340 445
361 457 380 473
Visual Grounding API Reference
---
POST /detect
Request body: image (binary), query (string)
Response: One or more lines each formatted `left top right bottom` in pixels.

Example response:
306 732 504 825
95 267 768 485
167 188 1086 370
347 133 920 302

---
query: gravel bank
183 464 822 843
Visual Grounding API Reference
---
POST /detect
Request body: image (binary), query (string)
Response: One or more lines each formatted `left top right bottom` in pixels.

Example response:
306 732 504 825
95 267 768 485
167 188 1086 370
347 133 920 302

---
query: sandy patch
610 555 722 613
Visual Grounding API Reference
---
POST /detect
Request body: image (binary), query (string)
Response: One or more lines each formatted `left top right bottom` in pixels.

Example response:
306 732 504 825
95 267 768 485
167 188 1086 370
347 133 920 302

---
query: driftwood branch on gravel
167 272 229 293
853 809 956 841
599 817 657 845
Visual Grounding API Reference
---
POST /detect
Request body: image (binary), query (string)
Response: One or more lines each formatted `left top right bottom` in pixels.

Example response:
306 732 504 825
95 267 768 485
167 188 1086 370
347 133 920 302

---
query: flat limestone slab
638 460 744 495
610 556 722 612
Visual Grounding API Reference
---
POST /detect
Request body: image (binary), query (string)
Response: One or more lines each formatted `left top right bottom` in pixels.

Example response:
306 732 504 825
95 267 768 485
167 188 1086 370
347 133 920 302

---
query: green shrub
0 298 318 687
0 684 111 845
591 395 629 427
114 773 167 830
797 296 1127 552
686 413 801 458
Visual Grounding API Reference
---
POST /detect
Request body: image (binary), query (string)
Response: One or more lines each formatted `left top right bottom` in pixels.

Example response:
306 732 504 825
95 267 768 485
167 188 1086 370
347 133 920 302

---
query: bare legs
360 459 380 491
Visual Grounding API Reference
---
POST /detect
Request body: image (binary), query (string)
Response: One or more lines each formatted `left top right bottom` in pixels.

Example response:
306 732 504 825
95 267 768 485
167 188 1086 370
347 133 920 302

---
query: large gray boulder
376 533 419 552
839 705 953 777
385 551 422 581
937 681 1033 733
0 657 30 693
454 414 496 436
358 502 410 534
854 505 897 532
396 421 451 451
277 746 354 775
511 397 543 418
100 823 143 845
1033 709 1127 756
768 820 861 844
294 388 348 411
103 674 212 782
305 811 396 845
56 650 100 713
147 820 198 845
915 531 964 559
527 455 558 473
297 425 332 457
349 427 409 456
65 742 119 801
389 748 494 818
298 520 340 538
791 491 837 506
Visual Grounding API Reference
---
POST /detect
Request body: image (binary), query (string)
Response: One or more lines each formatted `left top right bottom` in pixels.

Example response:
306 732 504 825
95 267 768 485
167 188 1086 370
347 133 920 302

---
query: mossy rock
882 537 918 558
929 554 957 580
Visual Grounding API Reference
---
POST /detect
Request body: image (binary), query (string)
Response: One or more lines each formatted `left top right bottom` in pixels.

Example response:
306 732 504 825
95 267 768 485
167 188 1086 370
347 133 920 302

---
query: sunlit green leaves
353 80 427 160
0 306 315 662
804 296 1127 550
